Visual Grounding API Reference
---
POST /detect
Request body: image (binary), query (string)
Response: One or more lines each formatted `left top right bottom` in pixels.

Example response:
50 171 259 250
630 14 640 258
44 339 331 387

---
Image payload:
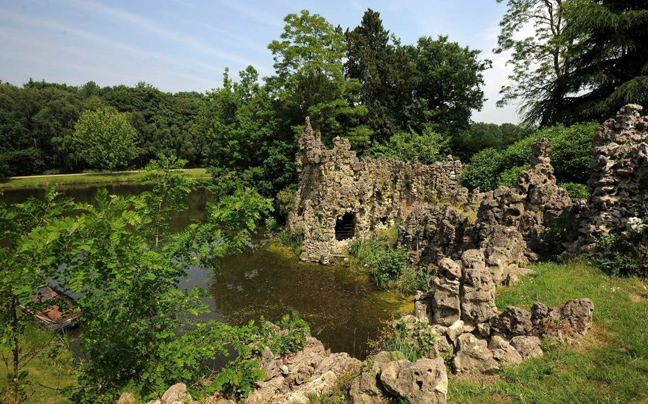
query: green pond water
1 184 411 358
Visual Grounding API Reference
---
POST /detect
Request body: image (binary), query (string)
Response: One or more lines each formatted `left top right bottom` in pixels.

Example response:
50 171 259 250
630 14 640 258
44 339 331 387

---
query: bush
497 165 528 188
279 227 304 256
367 126 449 165
368 318 437 362
276 187 296 217
349 235 409 290
258 313 311 355
593 227 648 277
560 182 589 201
461 148 503 190
463 123 597 191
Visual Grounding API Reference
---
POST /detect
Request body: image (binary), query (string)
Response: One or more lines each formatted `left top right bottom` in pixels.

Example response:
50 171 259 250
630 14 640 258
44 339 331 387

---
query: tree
495 0 573 126
406 36 491 137
557 0 648 122
0 189 75 404
268 10 370 146
345 9 414 143
73 108 138 171
58 158 273 402
452 122 529 160
495 0 648 125
197 67 293 198
367 127 449 165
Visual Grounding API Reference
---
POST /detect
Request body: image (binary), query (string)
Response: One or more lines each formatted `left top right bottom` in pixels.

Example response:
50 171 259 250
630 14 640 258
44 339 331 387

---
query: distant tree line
0 9 497 196
2 2 646 199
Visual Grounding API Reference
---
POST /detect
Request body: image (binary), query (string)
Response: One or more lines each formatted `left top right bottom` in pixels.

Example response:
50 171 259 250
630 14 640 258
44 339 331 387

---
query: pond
1 184 411 358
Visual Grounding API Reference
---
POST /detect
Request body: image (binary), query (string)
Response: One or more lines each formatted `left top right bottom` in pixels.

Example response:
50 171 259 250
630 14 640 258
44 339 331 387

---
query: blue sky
0 0 519 123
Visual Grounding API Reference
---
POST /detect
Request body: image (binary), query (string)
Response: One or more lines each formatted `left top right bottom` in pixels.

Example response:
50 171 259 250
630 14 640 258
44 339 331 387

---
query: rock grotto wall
118 105 648 403
575 104 648 251
288 118 465 263
400 137 573 283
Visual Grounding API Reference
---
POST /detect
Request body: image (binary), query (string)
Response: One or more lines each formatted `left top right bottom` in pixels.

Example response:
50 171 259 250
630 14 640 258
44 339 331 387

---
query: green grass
0 325 76 404
450 261 648 404
0 168 210 190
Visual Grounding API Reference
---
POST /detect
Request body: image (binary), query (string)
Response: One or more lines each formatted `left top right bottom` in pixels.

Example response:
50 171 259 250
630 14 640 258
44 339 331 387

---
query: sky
0 0 520 124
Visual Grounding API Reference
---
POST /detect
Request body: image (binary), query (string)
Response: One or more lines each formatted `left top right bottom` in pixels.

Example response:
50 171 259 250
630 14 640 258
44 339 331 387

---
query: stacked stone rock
403 138 593 375
578 104 648 249
289 118 465 264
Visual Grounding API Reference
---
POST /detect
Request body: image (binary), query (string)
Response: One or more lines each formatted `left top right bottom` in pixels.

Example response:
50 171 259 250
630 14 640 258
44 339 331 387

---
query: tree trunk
11 296 20 404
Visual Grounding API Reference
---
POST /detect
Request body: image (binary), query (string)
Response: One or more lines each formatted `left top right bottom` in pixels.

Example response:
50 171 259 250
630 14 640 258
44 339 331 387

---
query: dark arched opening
335 213 355 241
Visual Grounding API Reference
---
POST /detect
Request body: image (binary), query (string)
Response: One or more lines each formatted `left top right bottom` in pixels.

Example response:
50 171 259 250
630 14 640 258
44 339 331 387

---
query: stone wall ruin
288 118 465 263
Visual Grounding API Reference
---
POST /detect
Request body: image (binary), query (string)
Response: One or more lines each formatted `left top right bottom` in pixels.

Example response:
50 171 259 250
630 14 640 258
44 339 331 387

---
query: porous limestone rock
575 104 648 257
429 275 461 326
453 333 499 374
160 383 191 404
379 357 448 404
117 392 137 404
288 118 465 263
510 336 543 360
531 299 594 344
488 335 522 365
489 306 532 338
460 250 498 325
244 336 361 404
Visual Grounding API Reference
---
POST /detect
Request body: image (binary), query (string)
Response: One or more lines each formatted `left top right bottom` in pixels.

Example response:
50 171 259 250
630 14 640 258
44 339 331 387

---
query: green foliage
73 108 138 171
211 358 265 400
593 227 648 277
496 0 648 126
207 313 310 400
495 0 574 126
463 122 597 191
268 10 370 147
279 226 305 256
406 36 491 136
452 122 530 161
0 326 75 404
276 187 296 218
461 147 504 191
560 182 589 201
38 156 274 403
367 126 449 165
140 155 194 248
0 80 205 176
258 313 311 356
349 235 408 290
368 318 437 362
344 9 414 143
0 188 75 404
198 67 293 198
497 165 527 188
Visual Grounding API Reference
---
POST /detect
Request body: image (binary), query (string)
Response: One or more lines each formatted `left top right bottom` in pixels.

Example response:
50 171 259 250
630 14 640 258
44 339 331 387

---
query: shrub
367 126 449 165
463 123 597 191
349 236 408 290
593 227 648 277
560 182 589 201
461 147 503 190
497 165 528 188
276 187 296 217
279 226 304 255
258 313 311 355
368 318 437 362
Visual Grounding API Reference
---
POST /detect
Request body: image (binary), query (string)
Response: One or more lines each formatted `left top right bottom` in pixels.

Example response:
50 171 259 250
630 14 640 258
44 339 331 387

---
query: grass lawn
0 326 77 404
0 168 210 190
450 261 648 404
